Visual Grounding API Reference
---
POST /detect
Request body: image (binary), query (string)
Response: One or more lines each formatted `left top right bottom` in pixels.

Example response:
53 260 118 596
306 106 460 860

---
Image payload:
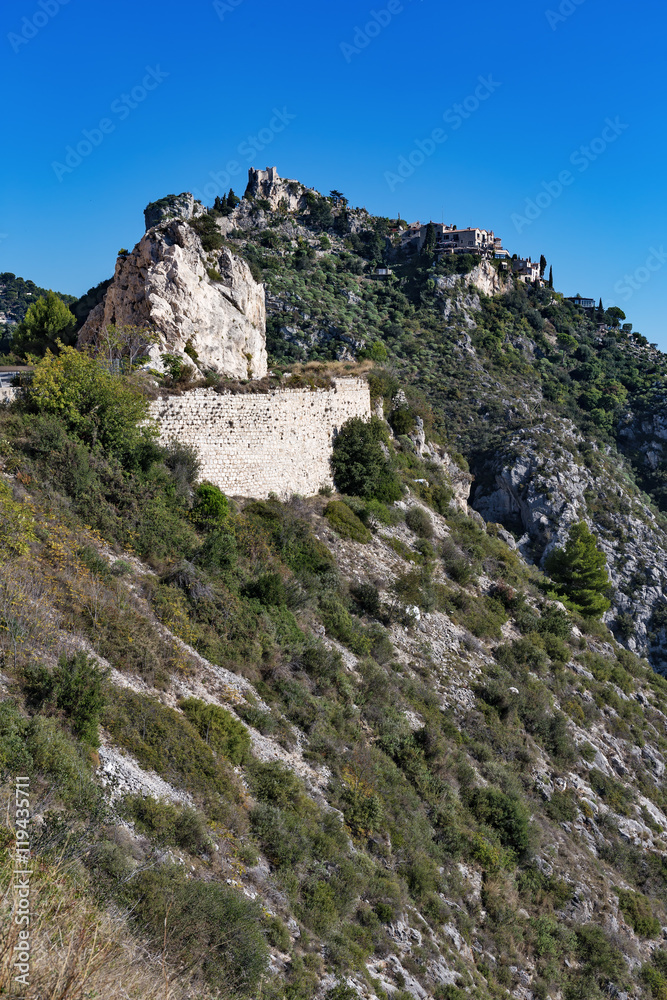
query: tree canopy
331 417 402 502
12 290 77 357
545 521 611 618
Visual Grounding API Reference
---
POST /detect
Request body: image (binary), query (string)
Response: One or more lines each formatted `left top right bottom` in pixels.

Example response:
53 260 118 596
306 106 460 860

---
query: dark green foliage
351 583 382 619
199 529 237 570
122 794 210 852
23 652 107 746
545 522 611 618
12 290 76 356
242 571 287 606
574 924 626 986
331 417 402 501
189 213 224 251
133 865 268 995
179 697 251 764
405 506 433 538
324 500 372 542
0 272 75 327
389 407 416 436
468 786 531 855
0 700 31 777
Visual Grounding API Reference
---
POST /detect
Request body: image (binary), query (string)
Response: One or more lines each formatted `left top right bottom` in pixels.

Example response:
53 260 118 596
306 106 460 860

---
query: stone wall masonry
150 377 371 498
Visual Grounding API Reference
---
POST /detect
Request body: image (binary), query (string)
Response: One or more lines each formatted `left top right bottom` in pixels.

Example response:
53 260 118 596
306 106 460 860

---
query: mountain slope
3 169 667 1000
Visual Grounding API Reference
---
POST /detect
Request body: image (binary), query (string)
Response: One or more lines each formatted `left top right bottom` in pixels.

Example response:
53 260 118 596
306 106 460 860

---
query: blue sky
2 0 666 343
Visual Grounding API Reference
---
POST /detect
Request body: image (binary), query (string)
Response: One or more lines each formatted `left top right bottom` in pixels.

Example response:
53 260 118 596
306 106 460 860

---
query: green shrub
441 537 474 584
319 594 373 654
189 214 224 251
191 482 230 528
249 760 304 808
574 924 626 983
122 794 209 852
545 522 610 619
389 407 416 436
199 529 237 570
23 652 107 746
179 697 251 765
405 506 433 538
538 604 572 638
350 583 382 618
242 572 287 605
616 888 661 937
26 345 153 466
324 500 372 543
331 417 402 502
103 690 239 801
0 701 31 777
27 716 102 814
134 865 267 995
469 786 531 855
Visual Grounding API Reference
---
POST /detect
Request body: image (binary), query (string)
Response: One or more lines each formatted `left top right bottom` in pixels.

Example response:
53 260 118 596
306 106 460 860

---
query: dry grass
287 358 374 378
0 833 222 1000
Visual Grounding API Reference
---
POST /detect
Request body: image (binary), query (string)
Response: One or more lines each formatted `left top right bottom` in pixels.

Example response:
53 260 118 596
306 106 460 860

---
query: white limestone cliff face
78 217 268 379
436 259 510 299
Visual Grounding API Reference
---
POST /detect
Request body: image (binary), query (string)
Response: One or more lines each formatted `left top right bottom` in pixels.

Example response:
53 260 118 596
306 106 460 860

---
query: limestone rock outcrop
143 192 206 230
436 259 510 299
473 421 667 670
244 166 313 212
78 214 268 379
436 260 511 328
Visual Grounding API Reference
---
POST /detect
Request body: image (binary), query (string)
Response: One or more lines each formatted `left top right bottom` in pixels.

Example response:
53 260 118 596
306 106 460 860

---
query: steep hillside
4 169 667 1000
200 170 667 672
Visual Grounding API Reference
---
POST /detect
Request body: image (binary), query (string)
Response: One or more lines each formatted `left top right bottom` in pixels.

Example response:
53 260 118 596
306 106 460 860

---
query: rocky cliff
78 213 268 378
244 165 313 212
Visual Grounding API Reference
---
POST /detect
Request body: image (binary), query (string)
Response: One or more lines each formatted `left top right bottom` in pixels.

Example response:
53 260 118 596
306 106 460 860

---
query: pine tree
12 290 76 358
596 297 605 323
545 522 610 619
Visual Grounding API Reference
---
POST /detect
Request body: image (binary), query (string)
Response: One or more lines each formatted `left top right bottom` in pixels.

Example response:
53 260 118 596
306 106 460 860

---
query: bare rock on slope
78 215 268 379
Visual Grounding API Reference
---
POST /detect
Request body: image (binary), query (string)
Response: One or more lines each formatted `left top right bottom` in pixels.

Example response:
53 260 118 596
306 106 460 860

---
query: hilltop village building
512 257 542 283
400 221 510 260
400 221 548 285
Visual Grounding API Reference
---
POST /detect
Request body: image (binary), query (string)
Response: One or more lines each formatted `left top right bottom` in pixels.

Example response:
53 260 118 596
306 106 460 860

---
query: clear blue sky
2 0 666 343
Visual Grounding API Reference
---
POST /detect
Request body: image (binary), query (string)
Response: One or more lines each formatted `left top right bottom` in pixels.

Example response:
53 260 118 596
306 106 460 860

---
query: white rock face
78 217 268 379
436 258 510 298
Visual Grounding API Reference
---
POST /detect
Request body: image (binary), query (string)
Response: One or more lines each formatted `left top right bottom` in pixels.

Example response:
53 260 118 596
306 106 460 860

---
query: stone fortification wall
150 377 371 498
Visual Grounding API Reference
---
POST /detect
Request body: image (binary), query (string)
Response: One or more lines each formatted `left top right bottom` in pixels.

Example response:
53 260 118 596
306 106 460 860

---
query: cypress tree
548 265 553 288
545 522 610 619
